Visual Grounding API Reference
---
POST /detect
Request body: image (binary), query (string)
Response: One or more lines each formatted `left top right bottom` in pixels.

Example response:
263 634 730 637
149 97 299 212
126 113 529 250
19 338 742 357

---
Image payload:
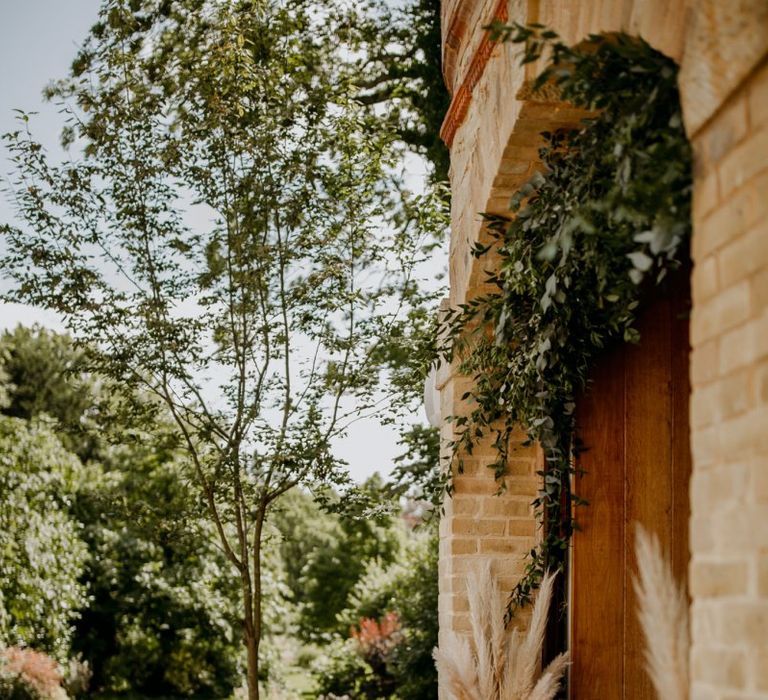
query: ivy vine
439 28 692 619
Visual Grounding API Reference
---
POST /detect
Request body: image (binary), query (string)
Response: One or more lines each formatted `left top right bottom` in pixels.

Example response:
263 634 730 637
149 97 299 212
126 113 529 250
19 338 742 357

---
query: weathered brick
719 321 757 374
719 602 768 646
693 169 720 222
692 648 747 689
479 537 530 554
718 368 754 419
758 552 768 598
506 518 536 537
754 650 768 691
451 517 505 537
450 538 478 555
692 381 720 428
691 560 750 597
691 281 751 344
748 60 768 130
691 339 720 384
697 94 749 163
718 123 768 198
692 253 720 302
451 496 481 516
718 219 768 289
481 496 531 518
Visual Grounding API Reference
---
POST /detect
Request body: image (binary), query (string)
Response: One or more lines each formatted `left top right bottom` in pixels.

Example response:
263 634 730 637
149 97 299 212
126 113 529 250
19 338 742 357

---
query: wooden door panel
570 346 626 698
623 297 674 697
569 281 691 699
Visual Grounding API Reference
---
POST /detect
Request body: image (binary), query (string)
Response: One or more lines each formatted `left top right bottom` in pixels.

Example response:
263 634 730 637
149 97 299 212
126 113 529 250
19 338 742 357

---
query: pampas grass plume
634 524 689 700
434 562 568 700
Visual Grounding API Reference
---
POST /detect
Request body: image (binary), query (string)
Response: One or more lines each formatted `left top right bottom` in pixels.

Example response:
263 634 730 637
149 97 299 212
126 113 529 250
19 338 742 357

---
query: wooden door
569 278 691 698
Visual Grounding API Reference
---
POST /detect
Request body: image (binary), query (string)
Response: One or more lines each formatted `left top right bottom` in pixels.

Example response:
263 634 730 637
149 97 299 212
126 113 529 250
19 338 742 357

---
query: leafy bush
315 529 438 699
0 328 244 697
73 447 243 697
0 418 89 661
314 636 392 700
0 647 67 700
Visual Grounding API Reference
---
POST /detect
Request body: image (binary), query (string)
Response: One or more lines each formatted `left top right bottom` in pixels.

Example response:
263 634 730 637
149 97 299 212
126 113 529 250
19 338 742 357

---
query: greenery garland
439 28 692 618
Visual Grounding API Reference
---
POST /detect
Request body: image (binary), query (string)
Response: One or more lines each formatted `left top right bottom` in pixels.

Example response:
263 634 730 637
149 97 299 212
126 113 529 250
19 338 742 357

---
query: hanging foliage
440 28 692 617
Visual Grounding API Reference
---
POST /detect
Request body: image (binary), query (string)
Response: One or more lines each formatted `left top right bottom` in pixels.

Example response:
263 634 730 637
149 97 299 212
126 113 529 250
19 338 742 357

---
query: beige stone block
692 381 721 428
692 647 746 689
719 411 762 460
506 519 536 538
680 0 768 135
505 458 535 476
718 124 768 198
719 602 768 646
717 369 754 419
751 454 768 503
719 219 768 289
692 253 720 303
691 281 752 344
751 267 768 310
693 169 721 223
450 612 472 633
755 311 768 364
450 538 478 555
698 94 749 164
449 594 470 614
481 496 532 518
690 600 719 643
712 505 768 553
450 517 505 537
452 475 501 496
690 559 750 597
691 424 721 469
749 60 768 130
694 195 748 262
479 537 530 554
758 552 768 598
754 649 768 691
719 322 757 375
451 496 481 516
690 515 716 553
501 476 540 498
689 682 717 700
692 339 720 385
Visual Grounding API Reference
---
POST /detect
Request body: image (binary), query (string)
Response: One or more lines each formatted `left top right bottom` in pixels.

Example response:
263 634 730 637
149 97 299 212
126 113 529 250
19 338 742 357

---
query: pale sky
0 0 436 482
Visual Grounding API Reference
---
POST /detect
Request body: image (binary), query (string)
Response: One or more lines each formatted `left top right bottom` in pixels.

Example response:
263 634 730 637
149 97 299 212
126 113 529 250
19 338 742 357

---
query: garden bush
0 648 68 700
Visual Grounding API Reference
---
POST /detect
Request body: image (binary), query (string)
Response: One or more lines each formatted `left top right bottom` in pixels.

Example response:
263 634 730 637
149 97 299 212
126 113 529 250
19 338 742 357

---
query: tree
0 326 100 460
73 433 244 697
348 0 450 183
295 476 403 637
1 1 440 696
315 526 438 699
0 326 247 696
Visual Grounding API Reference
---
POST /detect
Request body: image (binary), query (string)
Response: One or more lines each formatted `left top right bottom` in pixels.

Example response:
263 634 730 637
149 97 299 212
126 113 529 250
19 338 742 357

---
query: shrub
315 528 438 699
0 417 89 660
0 647 67 700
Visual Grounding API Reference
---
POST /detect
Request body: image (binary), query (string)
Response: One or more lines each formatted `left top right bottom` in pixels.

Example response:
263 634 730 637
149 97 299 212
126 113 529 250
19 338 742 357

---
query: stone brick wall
688 57 768 698
438 0 768 697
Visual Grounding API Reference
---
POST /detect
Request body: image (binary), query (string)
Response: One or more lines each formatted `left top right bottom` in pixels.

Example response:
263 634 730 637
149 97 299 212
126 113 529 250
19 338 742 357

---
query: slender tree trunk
245 627 260 700
243 503 266 700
